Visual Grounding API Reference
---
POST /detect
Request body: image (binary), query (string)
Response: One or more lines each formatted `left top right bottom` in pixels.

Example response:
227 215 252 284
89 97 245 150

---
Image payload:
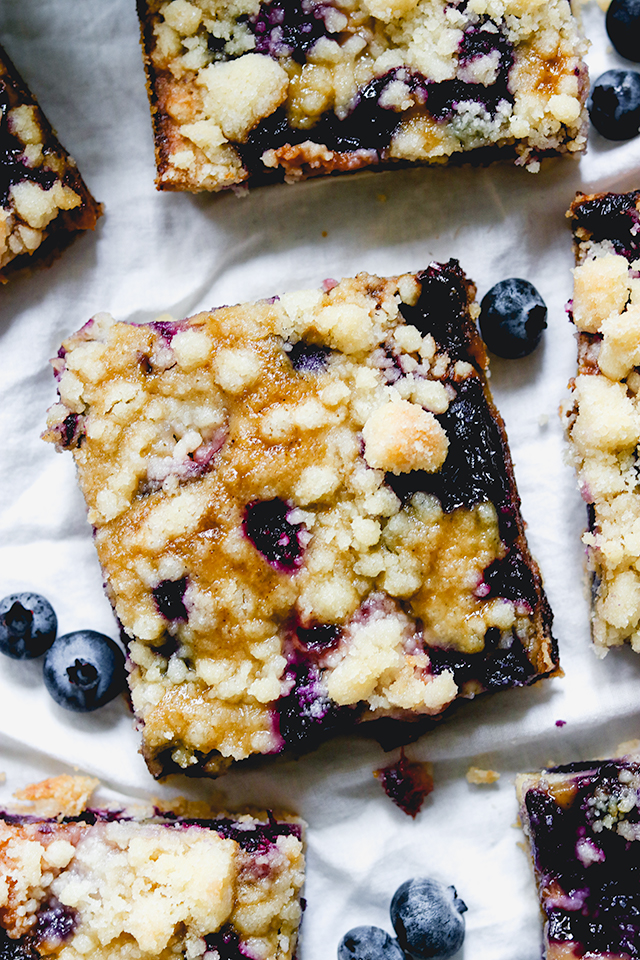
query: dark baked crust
0 43 102 283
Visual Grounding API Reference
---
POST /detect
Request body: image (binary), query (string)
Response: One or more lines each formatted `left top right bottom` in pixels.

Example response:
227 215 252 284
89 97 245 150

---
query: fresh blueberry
338 926 405 960
390 877 467 960
588 69 640 140
0 592 57 659
479 278 547 359
43 630 125 712
606 0 640 62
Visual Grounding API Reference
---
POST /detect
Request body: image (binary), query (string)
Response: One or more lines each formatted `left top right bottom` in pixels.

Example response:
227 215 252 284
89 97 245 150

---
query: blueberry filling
204 926 245 960
277 658 346 749
385 375 514 531
196 816 303 853
35 902 77 946
237 70 408 170
524 766 640 955
0 930 32 960
149 319 188 343
237 17 514 172
573 191 640 261
244 499 306 571
397 260 477 364
152 578 188 621
428 629 537 690
58 413 84 449
296 622 341 651
481 547 538 608
0 82 57 206
248 0 329 63
285 339 331 372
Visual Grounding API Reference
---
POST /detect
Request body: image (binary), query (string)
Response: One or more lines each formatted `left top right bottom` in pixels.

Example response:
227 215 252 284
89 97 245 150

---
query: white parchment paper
1 2 640 957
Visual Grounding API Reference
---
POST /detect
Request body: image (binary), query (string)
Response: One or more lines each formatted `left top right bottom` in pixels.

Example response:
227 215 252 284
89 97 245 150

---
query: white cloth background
1 2 639 957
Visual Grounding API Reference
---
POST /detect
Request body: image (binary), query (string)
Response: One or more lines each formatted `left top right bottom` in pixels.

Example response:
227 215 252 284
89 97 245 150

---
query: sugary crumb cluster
137 0 588 191
517 750 640 960
0 776 304 960
0 45 101 282
44 264 556 777
562 190 640 656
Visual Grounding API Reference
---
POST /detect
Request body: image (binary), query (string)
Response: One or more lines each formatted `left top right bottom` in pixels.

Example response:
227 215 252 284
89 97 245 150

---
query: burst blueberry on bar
0 775 305 960
43 262 557 777
136 0 588 192
517 750 640 959
0 44 101 282
562 190 640 656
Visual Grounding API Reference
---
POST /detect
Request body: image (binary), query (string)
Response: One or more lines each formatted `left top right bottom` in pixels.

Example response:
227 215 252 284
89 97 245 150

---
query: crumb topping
563 194 640 656
138 0 587 191
0 779 304 960
0 47 100 279
466 765 499 784
45 266 553 774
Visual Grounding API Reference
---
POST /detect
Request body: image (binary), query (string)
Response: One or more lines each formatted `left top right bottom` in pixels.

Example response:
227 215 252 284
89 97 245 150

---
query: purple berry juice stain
374 749 434 818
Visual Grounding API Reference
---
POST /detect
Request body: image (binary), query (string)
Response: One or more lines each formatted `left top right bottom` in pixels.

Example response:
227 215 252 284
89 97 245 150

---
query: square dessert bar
562 190 640 656
0 44 101 283
0 775 305 960
137 0 587 192
517 752 640 959
44 262 557 777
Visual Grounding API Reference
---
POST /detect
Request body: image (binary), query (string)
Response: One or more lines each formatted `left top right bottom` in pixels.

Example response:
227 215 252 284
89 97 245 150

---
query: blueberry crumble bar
0 775 305 960
0 45 101 283
517 750 640 959
44 262 557 777
562 190 640 656
136 0 588 192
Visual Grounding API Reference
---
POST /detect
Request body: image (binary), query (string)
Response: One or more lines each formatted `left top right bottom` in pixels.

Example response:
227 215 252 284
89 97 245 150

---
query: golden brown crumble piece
562 190 640 656
0 44 101 283
12 775 100 819
136 0 588 192
0 776 304 960
44 262 557 778
466 765 499 784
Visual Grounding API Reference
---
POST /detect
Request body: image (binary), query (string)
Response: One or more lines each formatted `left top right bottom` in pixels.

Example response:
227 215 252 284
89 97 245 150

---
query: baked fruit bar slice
0 44 101 283
43 262 557 777
0 774 305 960
562 190 640 656
517 749 640 959
136 0 588 192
